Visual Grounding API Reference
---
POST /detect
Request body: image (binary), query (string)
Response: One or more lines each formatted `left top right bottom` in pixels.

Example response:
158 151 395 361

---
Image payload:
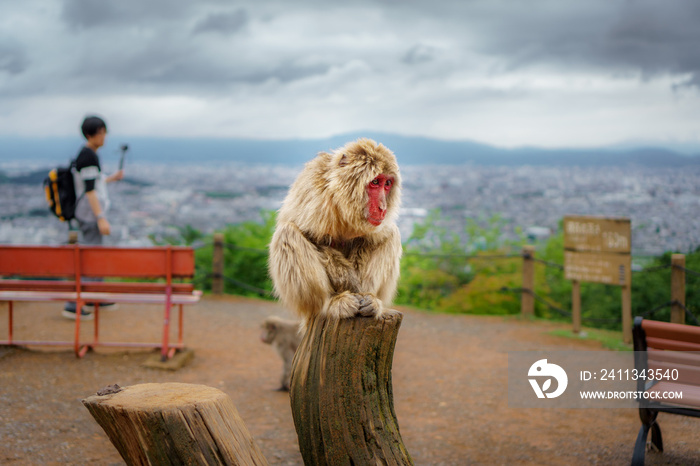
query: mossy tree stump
290 310 413 465
83 382 268 466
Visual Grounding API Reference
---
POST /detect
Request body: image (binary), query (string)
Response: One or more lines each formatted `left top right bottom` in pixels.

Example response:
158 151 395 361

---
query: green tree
537 226 626 329
438 255 523 315
397 209 529 313
149 224 204 246
150 212 277 298
398 209 473 308
629 249 700 325
195 211 276 298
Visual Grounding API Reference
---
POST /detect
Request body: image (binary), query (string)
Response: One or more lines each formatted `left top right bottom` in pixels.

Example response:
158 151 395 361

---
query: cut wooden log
82 382 268 466
290 310 413 465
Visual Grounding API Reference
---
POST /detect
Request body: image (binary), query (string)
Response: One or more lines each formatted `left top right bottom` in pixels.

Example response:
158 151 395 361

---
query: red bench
0 245 201 360
631 317 700 465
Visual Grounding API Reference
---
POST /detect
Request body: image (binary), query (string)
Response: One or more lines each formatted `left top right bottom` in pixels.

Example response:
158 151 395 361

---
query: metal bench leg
74 298 83 357
92 304 100 348
650 421 663 452
177 304 183 347
74 298 92 358
161 300 172 362
632 408 659 465
631 423 649 466
8 301 13 345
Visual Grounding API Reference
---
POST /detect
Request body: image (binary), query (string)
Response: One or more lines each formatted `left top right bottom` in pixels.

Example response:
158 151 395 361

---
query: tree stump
290 311 413 466
82 383 268 466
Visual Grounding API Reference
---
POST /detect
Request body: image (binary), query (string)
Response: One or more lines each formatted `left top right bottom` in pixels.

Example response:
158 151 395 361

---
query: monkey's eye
371 179 380 185
385 180 392 187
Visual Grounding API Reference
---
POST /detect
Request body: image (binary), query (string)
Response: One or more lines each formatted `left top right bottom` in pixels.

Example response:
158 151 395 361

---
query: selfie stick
119 144 129 170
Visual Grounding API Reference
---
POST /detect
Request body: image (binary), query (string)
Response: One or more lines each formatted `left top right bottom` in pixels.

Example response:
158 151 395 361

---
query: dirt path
0 296 697 465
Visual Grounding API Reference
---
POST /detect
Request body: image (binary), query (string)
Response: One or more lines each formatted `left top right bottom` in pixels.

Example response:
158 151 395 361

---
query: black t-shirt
75 146 101 192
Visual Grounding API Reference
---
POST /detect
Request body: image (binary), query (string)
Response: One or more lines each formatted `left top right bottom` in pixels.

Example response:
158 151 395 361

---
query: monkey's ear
339 153 348 167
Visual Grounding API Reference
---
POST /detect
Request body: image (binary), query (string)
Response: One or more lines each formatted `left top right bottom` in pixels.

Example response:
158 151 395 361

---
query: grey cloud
63 40 331 89
138 60 331 86
61 0 199 29
61 0 114 29
13 0 700 97
469 1 700 86
0 44 29 75
192 10 249 35
53 3 333 91
401 45 435 65
604 4 700 78
254 62 331 84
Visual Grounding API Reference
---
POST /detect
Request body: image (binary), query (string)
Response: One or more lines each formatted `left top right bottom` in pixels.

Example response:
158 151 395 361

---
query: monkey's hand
327 291 363 319
325 292 384 319
356 294 385 319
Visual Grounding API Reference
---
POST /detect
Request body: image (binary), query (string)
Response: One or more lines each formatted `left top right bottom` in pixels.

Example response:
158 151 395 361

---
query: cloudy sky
1 0 699 149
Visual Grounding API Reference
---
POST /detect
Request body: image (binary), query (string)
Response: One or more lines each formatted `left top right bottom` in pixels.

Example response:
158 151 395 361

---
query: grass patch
548 328 632 351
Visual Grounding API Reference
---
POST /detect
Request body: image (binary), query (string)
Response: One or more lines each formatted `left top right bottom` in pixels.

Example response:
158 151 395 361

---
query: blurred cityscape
1 162 699 256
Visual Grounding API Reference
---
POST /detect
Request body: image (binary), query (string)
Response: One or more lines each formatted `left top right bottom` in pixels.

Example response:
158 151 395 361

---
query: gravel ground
1 295 698 465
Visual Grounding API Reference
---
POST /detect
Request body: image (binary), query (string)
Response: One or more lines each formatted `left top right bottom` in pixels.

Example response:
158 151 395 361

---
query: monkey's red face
366 174 394 226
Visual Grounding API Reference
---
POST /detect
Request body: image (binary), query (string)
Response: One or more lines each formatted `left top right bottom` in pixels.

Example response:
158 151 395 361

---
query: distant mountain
0 133 698 168
0 168 153 187
1 170 47 185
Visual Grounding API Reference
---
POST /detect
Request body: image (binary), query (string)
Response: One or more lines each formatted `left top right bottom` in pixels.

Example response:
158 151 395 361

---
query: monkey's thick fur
269 138 402 327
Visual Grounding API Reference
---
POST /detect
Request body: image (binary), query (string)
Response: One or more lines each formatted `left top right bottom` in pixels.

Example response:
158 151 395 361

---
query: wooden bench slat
645 336 700 352
0 290 76 302
648 348 700 368
80 248 195 278
0 247 74 277
0 245 195 278
648 360 700 386
0 280 194 294
0 290 202 305
80 291 202 305
645 382 700 409
641 319 700 344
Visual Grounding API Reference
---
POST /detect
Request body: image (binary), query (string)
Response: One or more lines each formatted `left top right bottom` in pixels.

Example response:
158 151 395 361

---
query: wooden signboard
564 216 631 254
563 215 632 343
564 216 631 286
564 251 632 286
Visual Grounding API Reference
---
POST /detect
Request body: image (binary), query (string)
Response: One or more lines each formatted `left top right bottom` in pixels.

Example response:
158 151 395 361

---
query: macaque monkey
260 316 303 391
268 138 402 327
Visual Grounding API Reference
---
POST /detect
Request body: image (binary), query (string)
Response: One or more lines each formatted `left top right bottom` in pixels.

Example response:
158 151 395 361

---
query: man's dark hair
81 116 107 138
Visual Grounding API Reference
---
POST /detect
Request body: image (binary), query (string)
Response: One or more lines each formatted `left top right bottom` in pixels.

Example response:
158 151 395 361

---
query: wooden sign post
671 254 686 324
212 233 224 295
563 216 632 343
521 245 535 317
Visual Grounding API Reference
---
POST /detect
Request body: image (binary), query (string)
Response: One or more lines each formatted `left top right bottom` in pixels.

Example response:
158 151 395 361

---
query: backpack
43 161 77 222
